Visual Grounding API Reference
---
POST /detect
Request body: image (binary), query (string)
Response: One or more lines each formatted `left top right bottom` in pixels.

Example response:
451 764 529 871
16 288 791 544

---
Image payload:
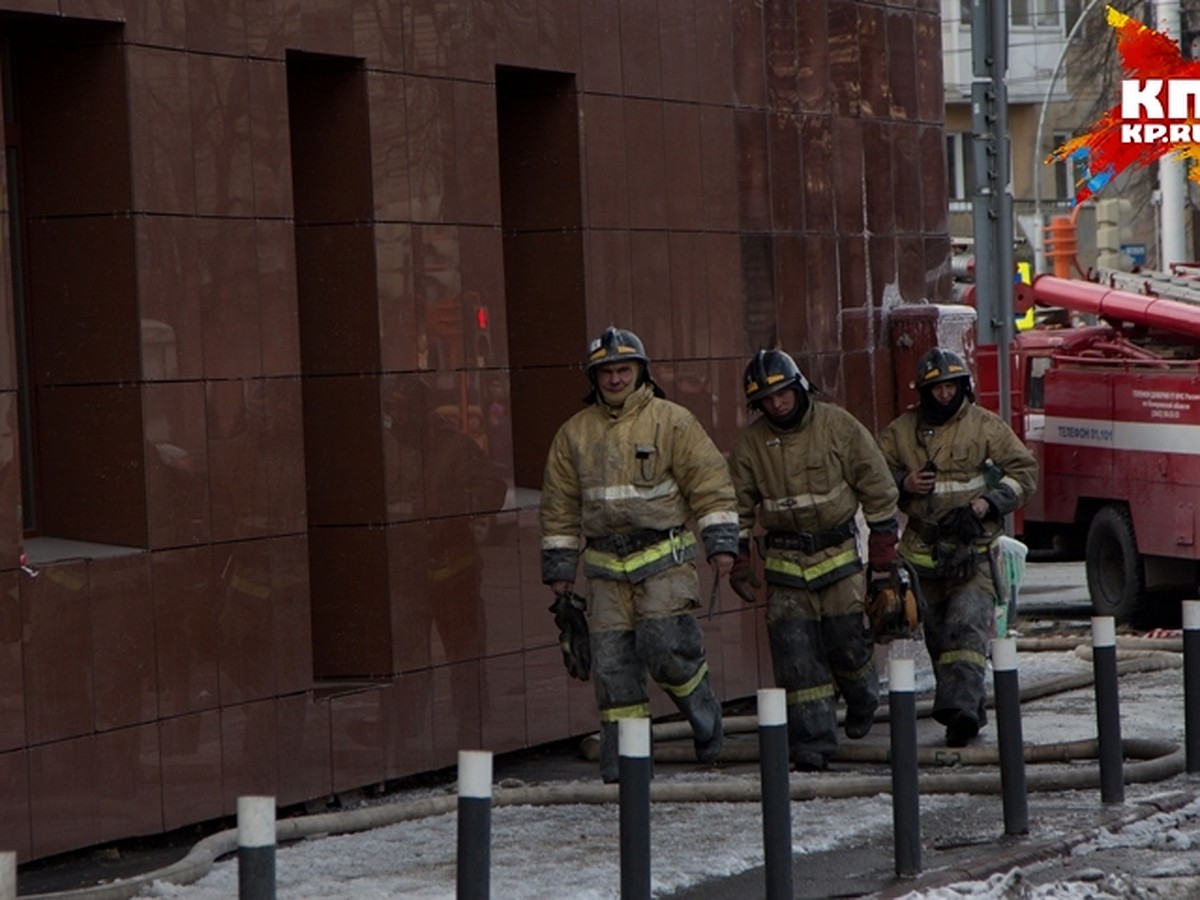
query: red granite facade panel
695 0 735 104
22 560 93 744
277 693 333 806
795 0 830 112
894 122 923 234
915 12 944 123
0 749 30 861
769 112 804 231
91 555 157 731
0 0 951 862
888 9 918 120
619 0 662 97
732 0 767 108
659 0 699 102
827 0 861 117
858 5 888 118
864 120 897 234
668 232 712 361
839 234 869 309
0 572 23 753
832 116 865 234
579 0 622 93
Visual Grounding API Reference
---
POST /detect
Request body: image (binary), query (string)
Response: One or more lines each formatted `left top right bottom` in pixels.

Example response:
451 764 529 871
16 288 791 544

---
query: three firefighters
541 328 1038 779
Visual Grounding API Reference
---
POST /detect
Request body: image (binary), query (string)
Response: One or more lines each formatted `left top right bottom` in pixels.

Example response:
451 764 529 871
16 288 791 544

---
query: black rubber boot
591 630 649 783
637 615 724 765
825 613 879 740
769 617 838 768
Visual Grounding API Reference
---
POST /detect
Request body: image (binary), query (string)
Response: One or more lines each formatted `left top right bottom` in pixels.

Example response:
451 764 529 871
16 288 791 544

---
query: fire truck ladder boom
1032 272 1200 341
1093 266 1200 308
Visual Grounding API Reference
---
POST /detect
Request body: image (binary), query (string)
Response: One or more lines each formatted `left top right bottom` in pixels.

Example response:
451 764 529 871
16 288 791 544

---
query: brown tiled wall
0 0 949 862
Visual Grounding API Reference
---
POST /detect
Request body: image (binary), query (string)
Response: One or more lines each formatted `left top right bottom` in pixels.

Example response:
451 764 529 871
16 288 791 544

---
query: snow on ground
129 635 1198 899
129 643 1200 900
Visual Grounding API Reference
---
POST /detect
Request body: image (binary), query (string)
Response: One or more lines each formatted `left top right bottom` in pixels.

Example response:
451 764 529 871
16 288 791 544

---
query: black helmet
915 348 973 394
584 327 662 403
587 327 650 370
743 349 811 406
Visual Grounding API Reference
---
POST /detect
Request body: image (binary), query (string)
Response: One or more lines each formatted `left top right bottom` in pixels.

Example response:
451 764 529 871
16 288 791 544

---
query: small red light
476 307 489 329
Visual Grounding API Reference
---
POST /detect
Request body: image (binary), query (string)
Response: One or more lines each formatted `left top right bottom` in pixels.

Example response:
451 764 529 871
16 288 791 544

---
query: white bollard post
457 750 493 900
1091 616 1124 804
237 796 276 900
0 851 15 900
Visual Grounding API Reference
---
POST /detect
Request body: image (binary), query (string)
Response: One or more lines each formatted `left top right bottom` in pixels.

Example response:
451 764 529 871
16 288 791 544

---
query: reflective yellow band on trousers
599 702 652 723
834 657 874 685
786 683 836 705
938 649 987 669
657 662 708 699
430 554 476 583
764 547 859 584
583 531 697 577
901 541 997 571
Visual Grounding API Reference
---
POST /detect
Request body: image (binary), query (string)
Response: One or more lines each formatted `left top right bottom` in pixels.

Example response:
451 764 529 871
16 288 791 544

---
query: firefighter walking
539 327 739 782
728 350 900 771
877 348 1038 747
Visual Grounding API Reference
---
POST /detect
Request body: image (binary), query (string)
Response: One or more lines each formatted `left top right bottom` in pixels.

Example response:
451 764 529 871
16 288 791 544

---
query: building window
1012 0 1061 28
946 133 975 201
1052 132 1076 200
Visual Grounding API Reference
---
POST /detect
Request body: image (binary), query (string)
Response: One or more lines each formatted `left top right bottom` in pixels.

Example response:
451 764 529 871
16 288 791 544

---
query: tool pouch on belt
549 591 591 681
932 506 986 581
865 560 924 643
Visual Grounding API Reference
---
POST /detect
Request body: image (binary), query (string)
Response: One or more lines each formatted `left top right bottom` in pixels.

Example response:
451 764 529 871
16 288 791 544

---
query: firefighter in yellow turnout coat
729 350 900 771
877 348 1038 747
540 327 739 782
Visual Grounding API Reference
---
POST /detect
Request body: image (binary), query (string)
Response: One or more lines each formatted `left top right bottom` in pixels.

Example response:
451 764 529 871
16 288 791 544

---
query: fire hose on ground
22 640 1188 900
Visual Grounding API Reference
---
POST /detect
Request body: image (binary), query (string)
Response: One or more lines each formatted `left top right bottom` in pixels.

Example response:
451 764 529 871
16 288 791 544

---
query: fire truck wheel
1084 505 1144 624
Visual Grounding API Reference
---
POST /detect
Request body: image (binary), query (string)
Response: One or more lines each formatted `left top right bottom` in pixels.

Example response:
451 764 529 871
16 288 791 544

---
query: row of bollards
457 604 1200 895
5 605 1199 898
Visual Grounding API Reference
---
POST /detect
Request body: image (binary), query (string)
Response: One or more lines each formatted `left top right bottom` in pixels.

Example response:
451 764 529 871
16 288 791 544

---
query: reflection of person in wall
484 375 513 480
384 378 507 745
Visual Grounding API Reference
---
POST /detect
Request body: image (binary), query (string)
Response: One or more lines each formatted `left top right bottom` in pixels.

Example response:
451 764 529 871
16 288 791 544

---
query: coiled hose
24 641 1186 900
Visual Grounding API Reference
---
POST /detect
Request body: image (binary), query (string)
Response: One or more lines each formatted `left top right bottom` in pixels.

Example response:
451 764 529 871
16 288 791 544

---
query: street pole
1158 0 1188 267
971 0 1013 421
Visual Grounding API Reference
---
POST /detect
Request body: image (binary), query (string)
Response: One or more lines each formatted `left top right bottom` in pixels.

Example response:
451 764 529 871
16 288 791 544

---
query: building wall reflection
0 1 950 862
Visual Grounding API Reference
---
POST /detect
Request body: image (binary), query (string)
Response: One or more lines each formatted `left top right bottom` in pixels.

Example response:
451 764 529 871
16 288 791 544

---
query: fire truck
986 265 1200 622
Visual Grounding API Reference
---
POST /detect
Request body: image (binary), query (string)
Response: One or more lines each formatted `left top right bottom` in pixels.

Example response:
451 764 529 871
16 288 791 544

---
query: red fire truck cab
995 270 1200 621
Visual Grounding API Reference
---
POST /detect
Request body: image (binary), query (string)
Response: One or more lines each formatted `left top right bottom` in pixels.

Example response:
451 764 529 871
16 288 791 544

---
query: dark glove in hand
729 551 762 604
867 529 898 573
549 591 591 681
938 505 987 543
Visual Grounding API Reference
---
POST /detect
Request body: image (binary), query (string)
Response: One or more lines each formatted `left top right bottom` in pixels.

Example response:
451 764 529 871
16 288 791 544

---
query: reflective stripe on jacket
539 385 738 583
876 400 1038 565
730 400 899 591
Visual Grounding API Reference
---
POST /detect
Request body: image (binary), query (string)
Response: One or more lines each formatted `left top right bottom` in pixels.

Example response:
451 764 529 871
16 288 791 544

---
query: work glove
938 504 987 544
549 591 591 681
866 528 898 574
729 540 761 604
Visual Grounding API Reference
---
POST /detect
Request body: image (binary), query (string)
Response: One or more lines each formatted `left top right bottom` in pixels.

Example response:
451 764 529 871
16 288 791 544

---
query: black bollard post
888 657 921 877
619 717 652 900
456 750 493 900
237 796 276 900
1091 617 1124 804
991 637 1029 835
758 688 794 900
1185 601 1200 774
